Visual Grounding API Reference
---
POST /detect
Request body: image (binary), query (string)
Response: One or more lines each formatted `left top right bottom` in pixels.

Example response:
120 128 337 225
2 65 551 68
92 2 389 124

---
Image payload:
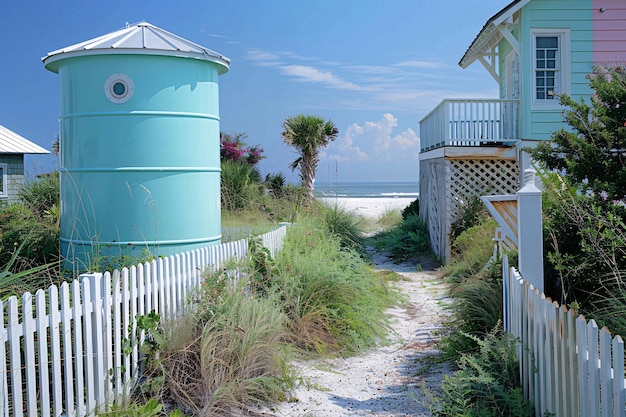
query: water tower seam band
63 167 221 173
60 236 222 246
59 110 220 121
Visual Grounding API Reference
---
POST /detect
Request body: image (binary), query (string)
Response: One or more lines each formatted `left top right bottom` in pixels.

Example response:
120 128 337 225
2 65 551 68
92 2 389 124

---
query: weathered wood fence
0 225 287 417
503 255 626 417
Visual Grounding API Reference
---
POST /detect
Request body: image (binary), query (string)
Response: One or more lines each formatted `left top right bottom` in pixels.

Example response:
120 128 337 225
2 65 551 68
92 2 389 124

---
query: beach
319 197 415 218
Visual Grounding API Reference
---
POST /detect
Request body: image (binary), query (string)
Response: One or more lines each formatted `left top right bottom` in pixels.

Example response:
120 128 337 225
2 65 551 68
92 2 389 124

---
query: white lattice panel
447 159 519 221
420 156 519 262
419 158 448 261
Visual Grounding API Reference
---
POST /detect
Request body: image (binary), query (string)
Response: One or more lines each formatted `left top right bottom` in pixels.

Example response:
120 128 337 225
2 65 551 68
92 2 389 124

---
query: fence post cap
518 168 541 195
524 168 536 185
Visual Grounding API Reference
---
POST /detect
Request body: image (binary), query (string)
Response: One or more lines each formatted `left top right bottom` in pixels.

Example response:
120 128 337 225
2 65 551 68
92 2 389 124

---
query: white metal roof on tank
42 21 231 74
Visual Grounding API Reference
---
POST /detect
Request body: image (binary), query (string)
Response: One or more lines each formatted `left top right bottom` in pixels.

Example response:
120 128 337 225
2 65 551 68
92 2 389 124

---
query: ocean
314 181 419 199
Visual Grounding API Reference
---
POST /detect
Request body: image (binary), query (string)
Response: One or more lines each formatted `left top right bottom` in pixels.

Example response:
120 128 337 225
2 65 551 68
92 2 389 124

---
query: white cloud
326 114 419 165
279 65 363 91
244 49 283 66
394 60 448 69
341 65 397 75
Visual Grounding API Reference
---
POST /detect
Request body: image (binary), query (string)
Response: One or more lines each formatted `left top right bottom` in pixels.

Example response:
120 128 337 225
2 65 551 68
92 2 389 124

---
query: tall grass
220 159 262 211
373 214 431 261
143 208 398 415
376 207 403 231
439 219 505 360
314 201 364 252
141 273 288 416
272 218 398 354
445 220 499 281
19 171 60 217
199 293 286 413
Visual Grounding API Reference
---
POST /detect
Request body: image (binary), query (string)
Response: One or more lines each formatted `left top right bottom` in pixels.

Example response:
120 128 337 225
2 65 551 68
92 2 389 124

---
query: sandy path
257 250 453 417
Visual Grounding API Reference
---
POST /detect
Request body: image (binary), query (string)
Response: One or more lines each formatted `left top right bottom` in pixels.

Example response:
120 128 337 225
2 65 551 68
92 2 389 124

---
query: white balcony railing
419 99 519 152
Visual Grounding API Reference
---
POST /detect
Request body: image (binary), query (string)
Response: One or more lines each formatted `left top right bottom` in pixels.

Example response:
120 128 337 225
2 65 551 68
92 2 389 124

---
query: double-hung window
0 163 7 199
532 29 570 107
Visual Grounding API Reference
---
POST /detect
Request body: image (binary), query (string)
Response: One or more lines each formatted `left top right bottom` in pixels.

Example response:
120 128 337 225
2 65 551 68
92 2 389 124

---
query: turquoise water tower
43 22 230 271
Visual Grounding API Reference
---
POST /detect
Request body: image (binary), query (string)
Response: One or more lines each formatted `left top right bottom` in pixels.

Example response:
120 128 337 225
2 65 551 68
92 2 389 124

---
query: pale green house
419 0 626 261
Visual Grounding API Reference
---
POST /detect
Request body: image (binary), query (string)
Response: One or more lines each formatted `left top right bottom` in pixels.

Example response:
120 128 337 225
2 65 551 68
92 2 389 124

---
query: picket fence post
517 168 543 293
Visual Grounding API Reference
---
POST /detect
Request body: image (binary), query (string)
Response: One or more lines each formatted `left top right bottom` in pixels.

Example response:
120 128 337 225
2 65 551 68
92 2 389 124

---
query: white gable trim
459 0 530 70
0 125 49 154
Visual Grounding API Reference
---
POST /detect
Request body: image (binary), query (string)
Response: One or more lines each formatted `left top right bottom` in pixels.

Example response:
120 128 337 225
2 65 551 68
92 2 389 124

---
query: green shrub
450 195 490 242
0 202 59 268
374 214 431 261
439 270 503 360
401 198 419 219
435 326 533 417
264 172 286 197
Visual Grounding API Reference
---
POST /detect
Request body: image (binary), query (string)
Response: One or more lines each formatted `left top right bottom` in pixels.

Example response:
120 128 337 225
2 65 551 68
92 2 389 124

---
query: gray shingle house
0 124 49 203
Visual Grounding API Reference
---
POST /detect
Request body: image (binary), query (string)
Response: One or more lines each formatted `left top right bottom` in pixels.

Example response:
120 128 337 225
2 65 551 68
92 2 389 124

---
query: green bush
435 326 533 417
450 195 490 242
401 198 419 219
439 270 503 360
0 172 60 280
0 202 59 268
264 172 287 197
374 214 431 261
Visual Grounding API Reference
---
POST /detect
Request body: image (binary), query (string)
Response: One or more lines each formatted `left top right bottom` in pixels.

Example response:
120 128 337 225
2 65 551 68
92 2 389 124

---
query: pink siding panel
593 0 626 64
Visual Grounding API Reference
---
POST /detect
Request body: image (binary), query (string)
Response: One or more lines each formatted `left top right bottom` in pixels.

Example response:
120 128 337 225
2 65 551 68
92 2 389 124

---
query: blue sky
1 1 510 183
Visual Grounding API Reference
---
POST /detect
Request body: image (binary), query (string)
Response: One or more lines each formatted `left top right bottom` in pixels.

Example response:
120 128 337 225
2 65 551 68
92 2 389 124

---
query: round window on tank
104 73 134 103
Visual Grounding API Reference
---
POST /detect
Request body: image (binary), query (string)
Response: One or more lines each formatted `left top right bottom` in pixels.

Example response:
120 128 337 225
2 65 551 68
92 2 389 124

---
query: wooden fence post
517 168 543 293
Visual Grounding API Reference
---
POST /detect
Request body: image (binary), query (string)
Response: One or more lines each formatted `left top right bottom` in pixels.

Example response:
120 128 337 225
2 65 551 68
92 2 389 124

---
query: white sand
319 197 415 219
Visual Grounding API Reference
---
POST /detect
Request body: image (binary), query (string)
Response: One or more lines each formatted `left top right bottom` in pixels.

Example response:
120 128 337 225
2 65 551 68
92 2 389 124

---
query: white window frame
0 163 7 198
531 29 570 109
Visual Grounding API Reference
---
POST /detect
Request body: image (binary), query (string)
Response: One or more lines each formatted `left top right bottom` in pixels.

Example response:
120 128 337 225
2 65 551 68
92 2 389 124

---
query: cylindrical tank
43 23 230 272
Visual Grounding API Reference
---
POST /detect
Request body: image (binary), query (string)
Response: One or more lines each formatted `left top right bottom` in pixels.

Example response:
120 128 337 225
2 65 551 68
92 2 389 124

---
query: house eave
458 0 530 69
0 125 50 154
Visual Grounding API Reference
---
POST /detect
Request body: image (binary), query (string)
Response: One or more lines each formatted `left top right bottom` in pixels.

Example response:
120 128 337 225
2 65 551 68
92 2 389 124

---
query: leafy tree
530 67 626 331
220 132 265 166
531 66 626 200
281 115 338 203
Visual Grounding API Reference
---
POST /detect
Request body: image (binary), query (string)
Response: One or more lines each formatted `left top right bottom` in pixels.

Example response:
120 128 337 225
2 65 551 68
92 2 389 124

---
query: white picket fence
503 256 626 417
0 225 287 417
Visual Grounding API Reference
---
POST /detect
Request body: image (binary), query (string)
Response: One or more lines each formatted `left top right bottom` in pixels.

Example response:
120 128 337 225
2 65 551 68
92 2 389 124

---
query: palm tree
281 115 338 203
